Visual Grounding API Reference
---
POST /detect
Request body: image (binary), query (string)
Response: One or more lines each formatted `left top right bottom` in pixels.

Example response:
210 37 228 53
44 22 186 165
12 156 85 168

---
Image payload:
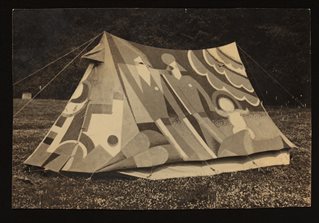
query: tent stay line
21 31 296 179
140 25 303 108
13 32 104 86
237 45 305 108
13 34 101 118
238 44 305 107
240 46 280 126
240 46 268 104
167 28 304 107
14 30 303 108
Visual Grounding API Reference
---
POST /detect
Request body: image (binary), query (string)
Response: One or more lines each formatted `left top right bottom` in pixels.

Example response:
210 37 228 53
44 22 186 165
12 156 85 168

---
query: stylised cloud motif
203 50 254 93
187 50 260 107
216 47 243 66
207 48 247 77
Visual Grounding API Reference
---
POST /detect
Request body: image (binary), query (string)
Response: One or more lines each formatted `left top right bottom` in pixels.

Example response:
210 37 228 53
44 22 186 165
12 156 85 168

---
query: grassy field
12 99 311 209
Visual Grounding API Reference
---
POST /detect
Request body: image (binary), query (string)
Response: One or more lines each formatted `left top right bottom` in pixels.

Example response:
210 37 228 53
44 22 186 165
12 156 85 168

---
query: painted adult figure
160 53 226 145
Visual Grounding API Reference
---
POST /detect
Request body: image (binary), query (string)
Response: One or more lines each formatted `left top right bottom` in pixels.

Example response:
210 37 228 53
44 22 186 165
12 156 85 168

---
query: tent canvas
24 32 295 180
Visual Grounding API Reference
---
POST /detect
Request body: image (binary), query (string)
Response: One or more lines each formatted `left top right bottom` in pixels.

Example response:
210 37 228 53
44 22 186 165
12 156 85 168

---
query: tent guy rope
13 32 103 86
22 32 295 180
240 46 267 103
237 44 305 108
13 33 102 118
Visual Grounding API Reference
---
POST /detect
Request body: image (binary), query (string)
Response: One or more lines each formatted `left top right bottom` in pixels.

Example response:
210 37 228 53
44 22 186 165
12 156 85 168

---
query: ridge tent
24 32 296 180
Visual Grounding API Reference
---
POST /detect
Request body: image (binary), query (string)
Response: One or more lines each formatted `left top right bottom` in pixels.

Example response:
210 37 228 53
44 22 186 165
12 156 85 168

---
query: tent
24 32 295 180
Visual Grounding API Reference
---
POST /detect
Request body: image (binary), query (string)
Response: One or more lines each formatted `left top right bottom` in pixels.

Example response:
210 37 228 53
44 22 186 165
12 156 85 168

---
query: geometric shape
217 42 243 65
196 121 220 155
61 144 86 171
161 144 183 163
86 66 114 105
120 97 140 148
23 143 51 167
79 133 95 154
46 131 57 141
119 64 170 121
119 66 154 123
207 46 246 77
219 97 236 112
161 53 176 65
84 99 124 157
70 81 90 103
136 122 161 132
43 154 71 172
54 141 78 156
218 130 254 157
88 103 113 114
62 100 87 117
96 156 137 173
161 75 189 116
169 117 212 160
185 114 207 144
188 50 260 106
160 123 200 161
43 136 54 145
203 49 254 92
121 132 152 158
163 97 179 118
182 117 217 158
82 103 113 132
107 135 119 146
55 115 67 127
68 145 113 173
24 31 294 179
141 129 169 147
61 108 86 142
155 118 189 161
211 90 242 112
41 152 60 167
192 113 226 143
133 146 169 168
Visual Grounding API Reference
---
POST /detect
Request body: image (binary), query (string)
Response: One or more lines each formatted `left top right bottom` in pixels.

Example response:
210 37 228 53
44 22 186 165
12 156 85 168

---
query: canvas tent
24 32 295 180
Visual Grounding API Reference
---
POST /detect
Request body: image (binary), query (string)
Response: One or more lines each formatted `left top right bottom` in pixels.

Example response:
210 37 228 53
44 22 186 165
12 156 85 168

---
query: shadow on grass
24 165 138 181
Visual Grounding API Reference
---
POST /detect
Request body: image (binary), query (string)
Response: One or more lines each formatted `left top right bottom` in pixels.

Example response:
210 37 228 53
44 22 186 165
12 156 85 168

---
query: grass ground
12 99 311 209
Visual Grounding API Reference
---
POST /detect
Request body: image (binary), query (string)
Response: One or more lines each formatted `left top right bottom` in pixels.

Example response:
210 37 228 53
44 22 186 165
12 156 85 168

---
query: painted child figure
215 97 255 139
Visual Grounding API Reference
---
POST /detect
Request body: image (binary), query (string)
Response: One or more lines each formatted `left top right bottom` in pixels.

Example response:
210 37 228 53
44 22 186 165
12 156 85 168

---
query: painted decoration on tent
24 32 295 177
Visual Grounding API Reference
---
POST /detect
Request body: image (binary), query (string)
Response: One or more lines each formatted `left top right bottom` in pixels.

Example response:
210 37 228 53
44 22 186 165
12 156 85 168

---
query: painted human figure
215 96 255 139
161 53 216 115
160 53 226 145
118 55 170 121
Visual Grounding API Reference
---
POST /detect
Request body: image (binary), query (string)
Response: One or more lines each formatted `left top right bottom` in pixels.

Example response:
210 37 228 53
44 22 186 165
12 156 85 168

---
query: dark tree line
12 8 311 107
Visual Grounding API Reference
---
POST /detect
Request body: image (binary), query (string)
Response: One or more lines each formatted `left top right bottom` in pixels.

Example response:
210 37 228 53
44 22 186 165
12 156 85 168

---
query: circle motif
211 90 242 110
218 97 235 112
107 135 119 146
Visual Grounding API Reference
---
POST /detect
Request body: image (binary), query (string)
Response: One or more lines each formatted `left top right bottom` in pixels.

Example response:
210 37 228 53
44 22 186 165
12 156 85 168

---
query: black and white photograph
11 8 311 210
